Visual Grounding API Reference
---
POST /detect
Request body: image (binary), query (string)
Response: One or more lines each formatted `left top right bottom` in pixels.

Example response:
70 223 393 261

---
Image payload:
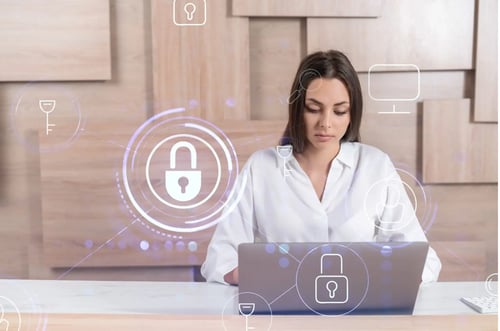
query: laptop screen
238 242 429 315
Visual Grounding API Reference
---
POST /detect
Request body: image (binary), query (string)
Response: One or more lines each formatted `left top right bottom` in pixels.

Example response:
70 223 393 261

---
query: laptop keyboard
460 296 498 314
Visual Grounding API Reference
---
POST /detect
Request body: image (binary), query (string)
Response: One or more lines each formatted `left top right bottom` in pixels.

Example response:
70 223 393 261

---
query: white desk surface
0 280 495 316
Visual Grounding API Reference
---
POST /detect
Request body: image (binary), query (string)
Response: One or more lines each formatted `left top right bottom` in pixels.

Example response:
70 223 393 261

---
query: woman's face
302 78 351 152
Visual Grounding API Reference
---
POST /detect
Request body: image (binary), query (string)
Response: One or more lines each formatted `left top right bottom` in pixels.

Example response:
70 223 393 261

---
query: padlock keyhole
178 176 189 193
326 280 338 299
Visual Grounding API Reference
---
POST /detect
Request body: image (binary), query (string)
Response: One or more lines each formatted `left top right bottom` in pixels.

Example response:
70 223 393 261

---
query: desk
0 280 496 330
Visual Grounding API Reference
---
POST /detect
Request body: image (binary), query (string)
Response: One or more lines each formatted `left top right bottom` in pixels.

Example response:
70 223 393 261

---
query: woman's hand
224 267 239 285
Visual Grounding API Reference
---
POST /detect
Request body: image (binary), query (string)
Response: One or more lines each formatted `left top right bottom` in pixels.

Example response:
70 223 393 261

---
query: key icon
39 99 56 135
238 303 255 331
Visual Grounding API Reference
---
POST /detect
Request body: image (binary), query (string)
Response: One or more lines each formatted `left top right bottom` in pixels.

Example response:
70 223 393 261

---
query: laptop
238 242 429 315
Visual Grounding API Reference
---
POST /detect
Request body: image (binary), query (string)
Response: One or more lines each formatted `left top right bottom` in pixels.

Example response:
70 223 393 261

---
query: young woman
201 50 441 284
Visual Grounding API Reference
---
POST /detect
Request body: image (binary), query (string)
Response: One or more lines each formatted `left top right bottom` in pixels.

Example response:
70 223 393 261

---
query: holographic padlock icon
165 141 201 202
315 253 349 304
173 0 207 26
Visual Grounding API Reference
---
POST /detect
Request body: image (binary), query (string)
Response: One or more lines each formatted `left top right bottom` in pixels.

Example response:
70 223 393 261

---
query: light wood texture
3 313 497 331
422 99 497 183
232 0 383 17
40 119 283 268
40 126 215 268
474 0 498 122
424 185 497 279
27 1 197 279
359 71 472 172
432 242 486 281
0 0 111 81
307 0 475 71
0 0 496 282
0 131 32 278
250 19 305 120
151 0 250 121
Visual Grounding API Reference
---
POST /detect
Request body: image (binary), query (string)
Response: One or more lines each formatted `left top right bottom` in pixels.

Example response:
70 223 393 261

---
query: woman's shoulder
244 147 280 169
342 142 391 164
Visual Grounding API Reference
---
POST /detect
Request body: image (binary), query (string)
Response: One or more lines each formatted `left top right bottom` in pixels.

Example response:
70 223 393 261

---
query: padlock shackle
320 253 344 275
170 141 197 169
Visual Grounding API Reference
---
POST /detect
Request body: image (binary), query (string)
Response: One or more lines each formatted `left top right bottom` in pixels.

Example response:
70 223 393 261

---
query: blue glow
278 244 289 254
140 240 150 251
164 240 173 251
265 243 276 254
381 260 393 271
176 241 185 252
187 241 198 252
380 245 393 256
84 239 93 249
321 245 333 254
117 240 127 250
279 257 290 268
188 99 199 109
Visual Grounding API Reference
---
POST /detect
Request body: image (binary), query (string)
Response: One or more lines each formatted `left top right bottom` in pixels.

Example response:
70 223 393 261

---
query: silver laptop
238 242 429 315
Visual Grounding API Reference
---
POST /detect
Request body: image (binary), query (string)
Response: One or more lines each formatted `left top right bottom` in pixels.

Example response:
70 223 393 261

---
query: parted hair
280 50 363 152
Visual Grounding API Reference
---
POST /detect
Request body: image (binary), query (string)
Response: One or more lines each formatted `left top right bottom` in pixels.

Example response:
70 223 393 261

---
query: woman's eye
305 106 320 113
334 110 348 116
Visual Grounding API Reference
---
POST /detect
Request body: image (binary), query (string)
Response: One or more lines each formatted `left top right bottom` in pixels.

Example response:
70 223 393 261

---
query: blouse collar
275 142 356 169
335 142 355 168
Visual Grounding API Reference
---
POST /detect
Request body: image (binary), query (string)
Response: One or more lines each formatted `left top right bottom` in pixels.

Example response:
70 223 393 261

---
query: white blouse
201 142 441 284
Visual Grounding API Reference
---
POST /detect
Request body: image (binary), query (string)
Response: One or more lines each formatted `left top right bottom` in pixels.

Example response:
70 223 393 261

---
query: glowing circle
121 109 239 233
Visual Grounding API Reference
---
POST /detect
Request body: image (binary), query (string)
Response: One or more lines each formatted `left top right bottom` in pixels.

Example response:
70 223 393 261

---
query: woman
201 50 441 284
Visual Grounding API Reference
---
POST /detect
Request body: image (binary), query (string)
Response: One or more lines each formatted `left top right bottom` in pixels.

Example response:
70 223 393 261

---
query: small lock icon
173 0 207 26
165 141 202 202
314 253 349 304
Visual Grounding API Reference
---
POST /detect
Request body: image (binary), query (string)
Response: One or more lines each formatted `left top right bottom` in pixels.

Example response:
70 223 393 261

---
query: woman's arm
375 154 442 282
201 164 255 284
223 267 239 285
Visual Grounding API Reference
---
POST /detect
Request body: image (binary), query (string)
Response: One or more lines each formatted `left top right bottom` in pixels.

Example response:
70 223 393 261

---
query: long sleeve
374 155 441 282
201 164 255 284
202 144 442 284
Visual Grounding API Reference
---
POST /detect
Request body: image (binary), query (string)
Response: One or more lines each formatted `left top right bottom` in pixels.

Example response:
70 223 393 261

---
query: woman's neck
295 143 340 172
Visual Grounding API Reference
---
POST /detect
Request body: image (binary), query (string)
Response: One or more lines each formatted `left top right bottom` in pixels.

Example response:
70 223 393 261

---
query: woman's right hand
223 267 239 285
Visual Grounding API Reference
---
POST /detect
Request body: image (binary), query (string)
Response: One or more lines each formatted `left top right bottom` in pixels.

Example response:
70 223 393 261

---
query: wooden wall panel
307 0 475 71
151 0 249 121
433 242 487 281
425 185 497 279
422 99 497 183
0 0 111 81
250 19 305 120
33 1 198 278
474 0 498 122
36 0 166 269
0 134 31 278
40 118 282 269
0 0 496 282
232 0 383 17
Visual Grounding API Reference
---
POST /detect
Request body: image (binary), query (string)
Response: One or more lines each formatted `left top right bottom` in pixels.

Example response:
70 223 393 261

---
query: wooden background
0 0 497 281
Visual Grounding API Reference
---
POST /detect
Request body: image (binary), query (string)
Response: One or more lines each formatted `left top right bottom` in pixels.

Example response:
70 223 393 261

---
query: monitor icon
368 64 420 114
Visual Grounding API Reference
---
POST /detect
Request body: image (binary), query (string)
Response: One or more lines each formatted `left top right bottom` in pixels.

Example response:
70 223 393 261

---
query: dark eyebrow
306 98 350 107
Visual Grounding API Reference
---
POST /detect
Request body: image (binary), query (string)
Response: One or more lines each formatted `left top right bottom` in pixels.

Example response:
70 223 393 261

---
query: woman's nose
318 111 332 128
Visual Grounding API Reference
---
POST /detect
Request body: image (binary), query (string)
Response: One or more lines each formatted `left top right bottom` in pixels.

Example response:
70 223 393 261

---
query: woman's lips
315 134 334 142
